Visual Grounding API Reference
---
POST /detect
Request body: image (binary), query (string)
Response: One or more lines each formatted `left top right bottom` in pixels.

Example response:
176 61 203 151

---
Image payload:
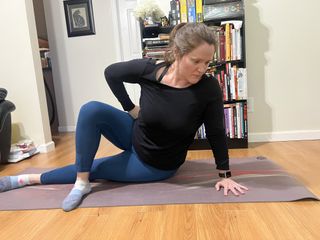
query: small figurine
160 16 169 27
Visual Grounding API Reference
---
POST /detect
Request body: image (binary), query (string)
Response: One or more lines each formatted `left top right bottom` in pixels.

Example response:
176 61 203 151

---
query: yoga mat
0 156 318 211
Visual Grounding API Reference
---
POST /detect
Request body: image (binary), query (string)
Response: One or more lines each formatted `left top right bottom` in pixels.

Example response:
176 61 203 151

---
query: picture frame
63 0 95 37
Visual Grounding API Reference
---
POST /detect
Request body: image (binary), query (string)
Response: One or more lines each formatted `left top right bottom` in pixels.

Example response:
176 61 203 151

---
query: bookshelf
140 22 173 60
200 0 248 149
139 0 248 149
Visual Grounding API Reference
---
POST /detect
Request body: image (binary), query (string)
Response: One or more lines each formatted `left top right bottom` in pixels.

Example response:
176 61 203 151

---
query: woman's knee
80 101 104 113
78 101 110 121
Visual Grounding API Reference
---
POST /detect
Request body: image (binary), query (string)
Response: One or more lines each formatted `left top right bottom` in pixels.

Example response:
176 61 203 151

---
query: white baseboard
38 141 55 153
58 126 320 143
249 130 320 142
58 126 76 132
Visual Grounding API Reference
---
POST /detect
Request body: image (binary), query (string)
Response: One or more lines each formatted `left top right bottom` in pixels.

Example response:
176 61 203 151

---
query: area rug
0 156 318 211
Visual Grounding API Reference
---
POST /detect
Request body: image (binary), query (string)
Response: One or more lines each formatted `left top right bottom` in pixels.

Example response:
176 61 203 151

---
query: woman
0 23 248 211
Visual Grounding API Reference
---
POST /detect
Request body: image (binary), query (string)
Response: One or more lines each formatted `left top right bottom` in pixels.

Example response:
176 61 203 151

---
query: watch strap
218 171 232 178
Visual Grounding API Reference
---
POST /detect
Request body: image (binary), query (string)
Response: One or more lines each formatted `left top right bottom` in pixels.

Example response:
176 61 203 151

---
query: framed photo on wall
63 0 95 37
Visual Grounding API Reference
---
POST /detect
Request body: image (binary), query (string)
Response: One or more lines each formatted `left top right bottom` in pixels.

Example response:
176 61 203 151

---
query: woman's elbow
104 65 113 81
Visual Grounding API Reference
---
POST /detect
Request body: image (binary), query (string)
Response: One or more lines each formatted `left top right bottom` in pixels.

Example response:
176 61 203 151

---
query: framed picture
63 0 95 37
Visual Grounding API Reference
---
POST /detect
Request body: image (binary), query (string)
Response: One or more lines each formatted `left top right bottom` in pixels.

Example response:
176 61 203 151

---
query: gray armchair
0 88 15 164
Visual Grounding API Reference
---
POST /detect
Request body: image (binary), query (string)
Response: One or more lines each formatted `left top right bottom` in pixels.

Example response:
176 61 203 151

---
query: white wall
43 0 122 131
155 0 170 16
0 1 53 151
245 0 320 141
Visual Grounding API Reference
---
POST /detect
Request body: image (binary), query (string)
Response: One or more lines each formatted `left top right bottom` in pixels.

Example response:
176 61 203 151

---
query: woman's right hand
128 105 140 119
215 178 248 196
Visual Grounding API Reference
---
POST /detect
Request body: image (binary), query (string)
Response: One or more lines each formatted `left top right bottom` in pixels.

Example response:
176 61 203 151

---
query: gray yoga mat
0 156 318 211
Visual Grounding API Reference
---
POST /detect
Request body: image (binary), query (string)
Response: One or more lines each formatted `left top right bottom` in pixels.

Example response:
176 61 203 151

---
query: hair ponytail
164 23 216 65
164 23 187 65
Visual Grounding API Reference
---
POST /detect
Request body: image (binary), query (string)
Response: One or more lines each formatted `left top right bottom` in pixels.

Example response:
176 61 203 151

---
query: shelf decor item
63 0 95 37
134 0 165 26
203 1 244 22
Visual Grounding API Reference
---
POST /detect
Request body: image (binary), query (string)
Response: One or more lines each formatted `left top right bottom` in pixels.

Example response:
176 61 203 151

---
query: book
196 0 203 22
170 0 181 25
158 34 170 40
243 102 248 138
187 0 196 22
236 102 241 138
219 30 226 62
228 63 235 99
233 65 238 99
224 23 231 61
180 0 188 22
224 107 230 137
237 68 247 99
145 39 170 46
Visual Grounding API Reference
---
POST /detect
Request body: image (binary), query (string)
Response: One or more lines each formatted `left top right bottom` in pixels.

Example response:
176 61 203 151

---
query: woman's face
176 42 215 85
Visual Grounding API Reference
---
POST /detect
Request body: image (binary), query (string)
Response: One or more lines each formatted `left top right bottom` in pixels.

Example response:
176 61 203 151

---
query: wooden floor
0 133 319 240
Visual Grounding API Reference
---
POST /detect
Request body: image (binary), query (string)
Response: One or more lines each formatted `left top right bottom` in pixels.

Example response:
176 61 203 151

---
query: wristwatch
218 171 232 178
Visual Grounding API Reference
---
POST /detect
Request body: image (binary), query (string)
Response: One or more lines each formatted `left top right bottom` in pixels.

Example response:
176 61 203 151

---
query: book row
208 21 243 63
143 41 169 60
195 101 247 140
224 101 247 139
208 63 247 101
170 0 204 25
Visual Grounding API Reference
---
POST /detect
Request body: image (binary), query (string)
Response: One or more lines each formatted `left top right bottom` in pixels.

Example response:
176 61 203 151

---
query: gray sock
0 176 30 192
0 177 13 192
62 182 91 212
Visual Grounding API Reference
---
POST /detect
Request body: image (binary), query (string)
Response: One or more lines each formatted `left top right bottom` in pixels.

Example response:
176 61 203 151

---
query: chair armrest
0 88 7 102
0 100 16 132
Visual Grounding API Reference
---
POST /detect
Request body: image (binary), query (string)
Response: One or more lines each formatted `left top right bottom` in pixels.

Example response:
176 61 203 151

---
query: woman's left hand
128 105 140 119
215 178 248 196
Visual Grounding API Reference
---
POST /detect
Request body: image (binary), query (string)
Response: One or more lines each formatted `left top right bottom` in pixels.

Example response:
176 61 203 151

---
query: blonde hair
164 23 216 64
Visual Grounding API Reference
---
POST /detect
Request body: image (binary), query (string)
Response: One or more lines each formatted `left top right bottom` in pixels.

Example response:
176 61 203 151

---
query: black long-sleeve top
104 58 229 170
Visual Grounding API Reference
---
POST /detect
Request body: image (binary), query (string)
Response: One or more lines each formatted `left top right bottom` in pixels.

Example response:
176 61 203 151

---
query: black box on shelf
142 24 160 38
203 1 244 21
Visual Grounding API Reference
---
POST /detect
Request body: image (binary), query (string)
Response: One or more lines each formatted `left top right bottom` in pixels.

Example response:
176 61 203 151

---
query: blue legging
40 101 177 184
